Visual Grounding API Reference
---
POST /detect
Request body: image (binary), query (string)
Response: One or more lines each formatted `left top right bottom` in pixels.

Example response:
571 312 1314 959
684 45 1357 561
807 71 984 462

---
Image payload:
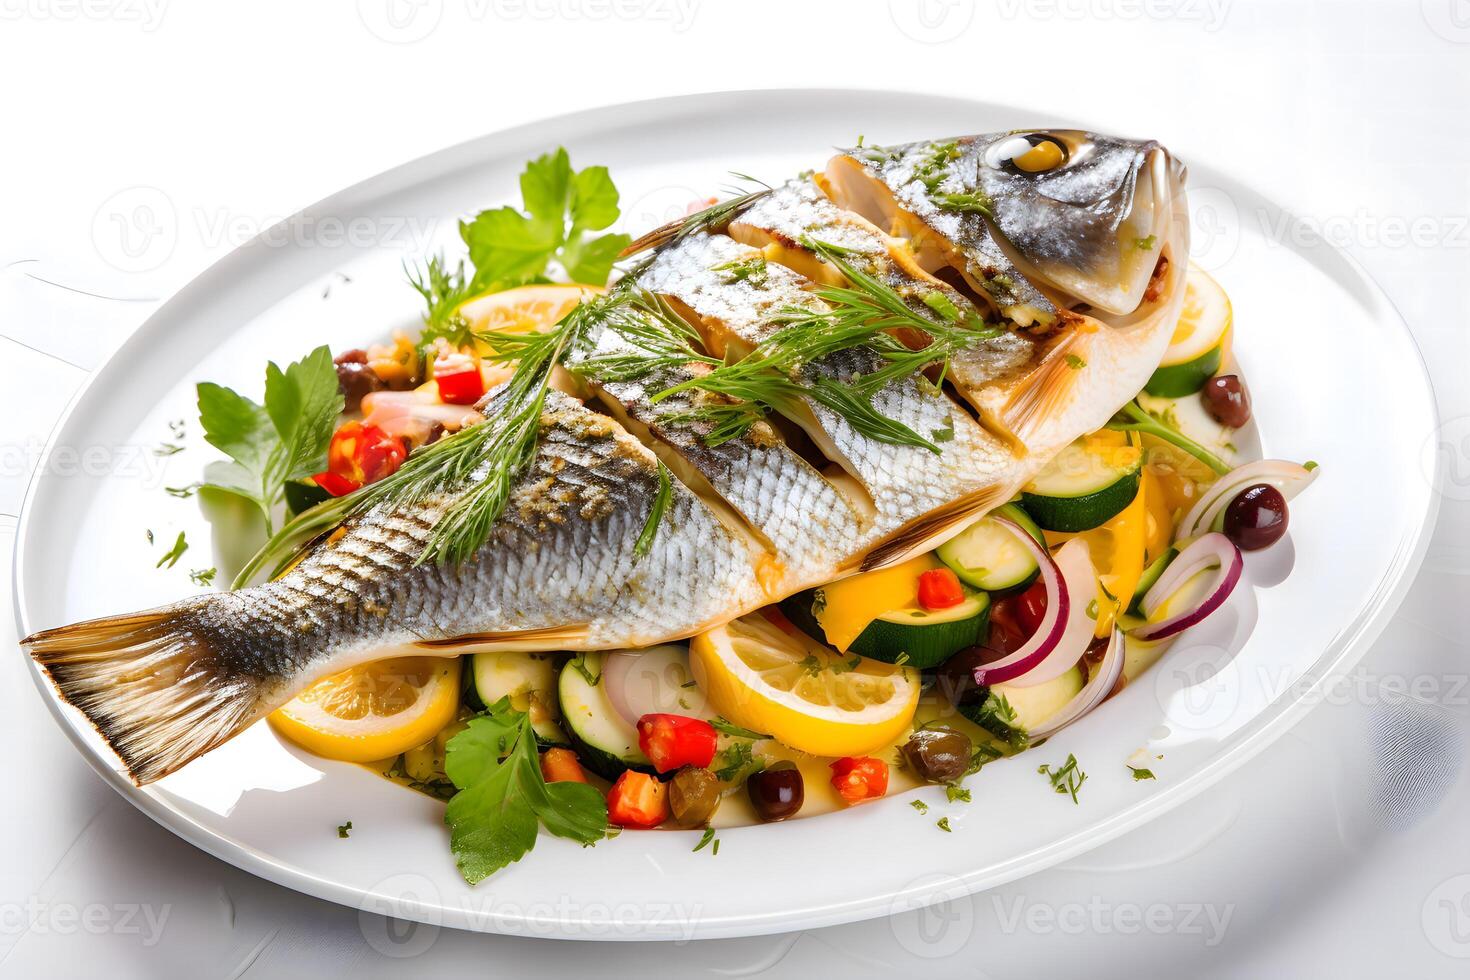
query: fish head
962 130 1185 316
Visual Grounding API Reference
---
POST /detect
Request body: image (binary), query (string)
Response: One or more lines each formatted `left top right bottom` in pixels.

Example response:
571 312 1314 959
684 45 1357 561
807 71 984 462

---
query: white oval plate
13 91 1438 941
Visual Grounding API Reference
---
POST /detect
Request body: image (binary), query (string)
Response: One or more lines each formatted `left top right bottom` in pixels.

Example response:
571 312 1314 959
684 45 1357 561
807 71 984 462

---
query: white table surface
2 1 1467 976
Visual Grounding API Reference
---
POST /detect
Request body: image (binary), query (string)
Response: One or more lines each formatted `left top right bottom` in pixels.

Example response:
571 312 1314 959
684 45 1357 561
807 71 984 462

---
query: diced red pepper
636 714 718 773
829 756 889 805
313 421 408 496
540 747 588 784
312 470 361 497
434 354 486 406
917 568 965 611
1014 578 1049 636
606 770 669 828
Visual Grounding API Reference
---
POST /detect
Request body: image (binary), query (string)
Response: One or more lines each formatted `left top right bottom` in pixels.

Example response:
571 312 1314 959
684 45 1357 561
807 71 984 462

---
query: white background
1 0 1467 976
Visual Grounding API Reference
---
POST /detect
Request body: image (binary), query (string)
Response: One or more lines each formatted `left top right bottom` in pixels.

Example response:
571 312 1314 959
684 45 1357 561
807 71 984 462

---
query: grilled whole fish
26 129 1189 783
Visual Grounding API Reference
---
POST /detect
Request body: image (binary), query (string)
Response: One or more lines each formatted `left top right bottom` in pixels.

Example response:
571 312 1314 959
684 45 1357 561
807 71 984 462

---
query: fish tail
24 599 267 785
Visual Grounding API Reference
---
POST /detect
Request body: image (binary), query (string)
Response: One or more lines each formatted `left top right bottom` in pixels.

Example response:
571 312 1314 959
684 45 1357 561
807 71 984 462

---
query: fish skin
24 132 1190 784
638 232 1020 566
730 176 1044 441
565 316 869 588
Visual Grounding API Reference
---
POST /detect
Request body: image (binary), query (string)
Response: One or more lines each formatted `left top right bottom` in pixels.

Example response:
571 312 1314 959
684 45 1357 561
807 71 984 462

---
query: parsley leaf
461 148 631 295
443 698 607 885
197 345 343 533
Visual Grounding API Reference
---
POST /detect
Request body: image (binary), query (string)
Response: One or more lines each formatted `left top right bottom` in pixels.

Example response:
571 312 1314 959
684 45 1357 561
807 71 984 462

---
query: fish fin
857 486 1008 573
413 623 591 651
24 600 264 785
998 327 1085 452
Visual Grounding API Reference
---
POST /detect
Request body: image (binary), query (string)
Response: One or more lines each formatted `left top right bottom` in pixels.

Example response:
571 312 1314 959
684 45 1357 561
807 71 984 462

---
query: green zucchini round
1144 343 1223 397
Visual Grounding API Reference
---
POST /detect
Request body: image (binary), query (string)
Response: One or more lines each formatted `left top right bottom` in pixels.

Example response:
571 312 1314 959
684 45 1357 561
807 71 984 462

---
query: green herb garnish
1038 754 1087 804
155 532 188 569
337 821 352 838
710 717 771 741
910 799 929 814
936 817 952 833
650 239 999 452
1065 354 1087 370
1135 235 1158 250
164 483 199 499
1129 766 1156 781
634 461 673 558
443 697 607 885
1107 400 1230 476
945 784 971 803
197 345 343 534
189 567 217 587
693 827 718 853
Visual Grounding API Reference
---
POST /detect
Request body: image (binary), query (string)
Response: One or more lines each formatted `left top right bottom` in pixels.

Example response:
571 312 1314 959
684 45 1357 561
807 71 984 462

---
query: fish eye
987 134 1068 174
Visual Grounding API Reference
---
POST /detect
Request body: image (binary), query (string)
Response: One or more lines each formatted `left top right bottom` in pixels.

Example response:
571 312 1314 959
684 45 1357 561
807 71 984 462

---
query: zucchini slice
472 651 567 746
1022 436 1143 532
780 590 989 670
1145 343 1223 397
936 502 1045 592
557 653 652 781
960 667 1085 743
1128 547 1179 616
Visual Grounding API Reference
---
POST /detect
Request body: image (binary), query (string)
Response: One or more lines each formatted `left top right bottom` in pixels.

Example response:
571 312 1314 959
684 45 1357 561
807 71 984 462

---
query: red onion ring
1006 539 1099 688
600 650 644 727
1132 533 1243 641
973 518 1069 686
1026 626 1126 738
1181 460 1318 539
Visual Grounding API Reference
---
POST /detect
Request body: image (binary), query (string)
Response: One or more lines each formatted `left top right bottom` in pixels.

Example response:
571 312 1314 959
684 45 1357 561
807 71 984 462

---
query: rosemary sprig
649 238 999 451
1107 400 1230 476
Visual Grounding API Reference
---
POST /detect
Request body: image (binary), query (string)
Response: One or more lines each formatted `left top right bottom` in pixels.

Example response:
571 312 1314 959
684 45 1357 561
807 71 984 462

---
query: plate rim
11 87 1442 940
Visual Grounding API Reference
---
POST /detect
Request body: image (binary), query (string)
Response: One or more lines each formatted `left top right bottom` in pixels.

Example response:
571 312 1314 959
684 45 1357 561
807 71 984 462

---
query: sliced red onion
602 646 711 726
1006 539 1099 688
1132 532 1243 641
601 650 644 728
1026 626 1126 738
973 518 1069 686
1181 460 1318 539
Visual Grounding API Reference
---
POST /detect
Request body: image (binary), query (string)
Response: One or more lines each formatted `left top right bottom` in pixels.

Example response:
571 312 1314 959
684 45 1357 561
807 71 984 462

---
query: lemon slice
456 283 603 338
269 657 461 763
1159 266 1231 367
690 614 920 757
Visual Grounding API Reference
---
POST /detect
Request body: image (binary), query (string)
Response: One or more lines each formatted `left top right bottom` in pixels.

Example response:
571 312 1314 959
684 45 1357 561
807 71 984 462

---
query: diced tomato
312 470 361 497
1015 578 1049 636
539 747 588 784
314 421 408 496
636 714 718 773
917 568 965 610
829 756 888 805
607 771 669 828
433 354 486 406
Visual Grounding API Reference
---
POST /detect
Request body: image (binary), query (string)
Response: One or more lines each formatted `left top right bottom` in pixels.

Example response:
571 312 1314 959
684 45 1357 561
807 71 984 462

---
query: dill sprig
649 238 1000 452
619 175 772 257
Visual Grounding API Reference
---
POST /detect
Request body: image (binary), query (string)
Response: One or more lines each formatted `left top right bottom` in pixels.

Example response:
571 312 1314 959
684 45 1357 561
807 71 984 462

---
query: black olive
934 646 1003 706
1223 483 1288 551
747 767 804 822
1202 375 1251 428
901 728 973 783
336 360 385 413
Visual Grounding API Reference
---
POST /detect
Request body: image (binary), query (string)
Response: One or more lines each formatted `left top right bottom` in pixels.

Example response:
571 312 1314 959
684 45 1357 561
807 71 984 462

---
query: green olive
668 766 722 827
